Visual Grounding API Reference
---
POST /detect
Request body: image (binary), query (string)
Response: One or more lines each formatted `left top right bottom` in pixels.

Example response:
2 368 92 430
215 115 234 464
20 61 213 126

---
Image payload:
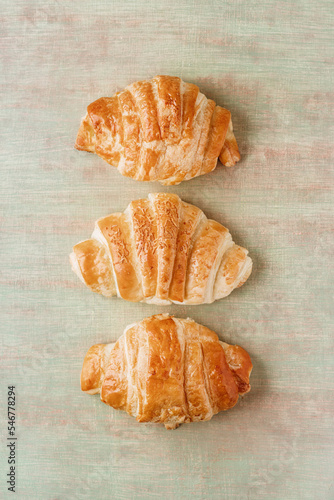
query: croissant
81 314 252 429
70 193 252 304
75 75 240 185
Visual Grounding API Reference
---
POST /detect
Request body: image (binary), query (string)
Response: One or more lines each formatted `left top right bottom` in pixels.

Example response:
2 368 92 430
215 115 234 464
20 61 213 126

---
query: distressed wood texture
1 1 333 499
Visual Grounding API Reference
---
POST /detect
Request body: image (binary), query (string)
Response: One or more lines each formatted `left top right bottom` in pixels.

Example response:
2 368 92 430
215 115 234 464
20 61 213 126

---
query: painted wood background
1 0 333 499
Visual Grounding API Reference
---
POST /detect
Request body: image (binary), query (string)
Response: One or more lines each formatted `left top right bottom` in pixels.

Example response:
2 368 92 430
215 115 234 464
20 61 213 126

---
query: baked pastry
75 75 240 185
70 193 252 304
81 314 252 429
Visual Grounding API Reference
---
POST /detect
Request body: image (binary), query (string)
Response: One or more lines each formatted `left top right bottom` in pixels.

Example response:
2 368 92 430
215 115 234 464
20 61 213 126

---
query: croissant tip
238 386 251 398
225 158 240 168
75 139 91 152
223 151 241 167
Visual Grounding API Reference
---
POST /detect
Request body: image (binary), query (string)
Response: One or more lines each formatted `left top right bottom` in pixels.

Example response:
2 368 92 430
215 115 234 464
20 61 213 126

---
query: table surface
1 1 333 499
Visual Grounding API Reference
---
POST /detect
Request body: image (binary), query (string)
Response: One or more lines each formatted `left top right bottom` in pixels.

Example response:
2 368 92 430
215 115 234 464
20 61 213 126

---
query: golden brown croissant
75 75 240 185
70 193 252 304
81 315 252 429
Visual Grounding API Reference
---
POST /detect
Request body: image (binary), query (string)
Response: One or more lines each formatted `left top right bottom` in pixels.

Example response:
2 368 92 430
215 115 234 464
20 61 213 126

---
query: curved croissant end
70 193 252 305
75 75 240 185
81 315 252 429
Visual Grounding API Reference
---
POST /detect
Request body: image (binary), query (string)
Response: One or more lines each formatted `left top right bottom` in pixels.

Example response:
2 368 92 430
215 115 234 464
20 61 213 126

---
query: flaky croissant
81 315 252 429
75 75 240 185
70 193 252 304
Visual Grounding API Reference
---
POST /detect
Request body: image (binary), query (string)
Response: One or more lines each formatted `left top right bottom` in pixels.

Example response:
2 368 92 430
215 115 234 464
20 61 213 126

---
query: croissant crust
81 315 252 429
70 193 252 305
75 75 240 185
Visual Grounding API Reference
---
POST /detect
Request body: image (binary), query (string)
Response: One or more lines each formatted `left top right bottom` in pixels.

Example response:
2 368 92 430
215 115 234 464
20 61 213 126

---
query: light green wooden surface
1 1 333 499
